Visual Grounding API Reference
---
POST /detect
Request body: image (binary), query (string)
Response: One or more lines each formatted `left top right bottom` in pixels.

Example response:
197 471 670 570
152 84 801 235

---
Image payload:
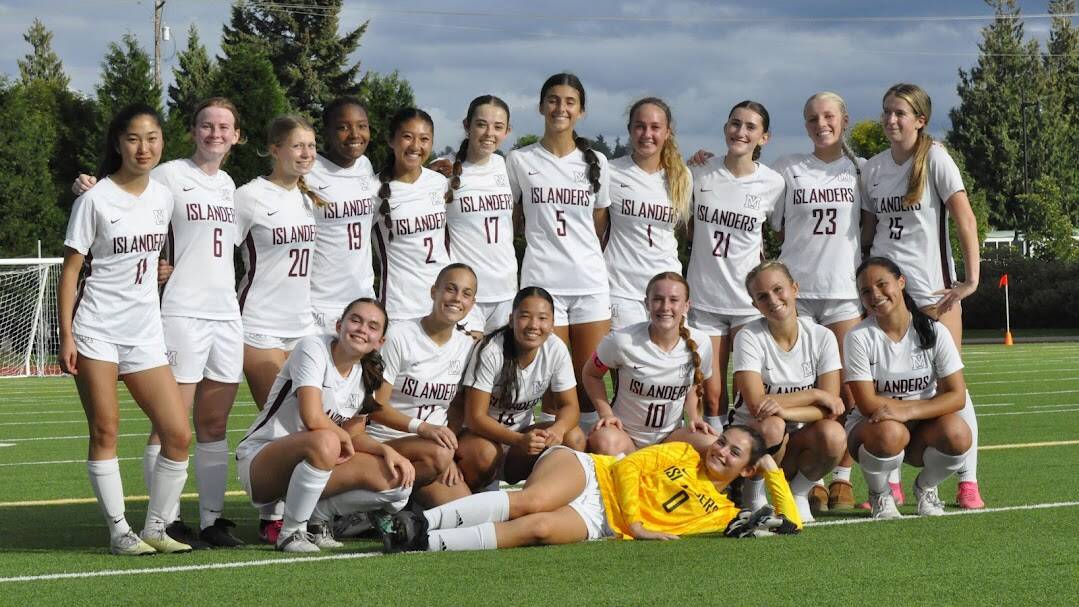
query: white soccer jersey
64 177 171 346
372 169 450 320
595 322 714 446
365 320 475 442
463 332 576 431
446 154 518 303
307 155 378 312
771 153 863 299
686 159 784 315
235 334 368 460
235 177 317 337
604 155 685 301
863 143 965 302
731 317 842 410
506 142 611 295
151 159 240 320
844 317 963 423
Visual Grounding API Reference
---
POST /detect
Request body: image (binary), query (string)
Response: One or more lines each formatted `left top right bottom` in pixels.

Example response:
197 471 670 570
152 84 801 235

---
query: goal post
0 258 64 377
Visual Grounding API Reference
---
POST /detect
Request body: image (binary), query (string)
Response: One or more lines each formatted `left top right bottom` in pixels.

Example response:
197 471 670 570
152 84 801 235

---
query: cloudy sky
0 1 1067 162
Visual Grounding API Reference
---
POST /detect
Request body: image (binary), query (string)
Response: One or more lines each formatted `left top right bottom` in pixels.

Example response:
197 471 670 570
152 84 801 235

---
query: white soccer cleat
276 529 320 553
308 522 344 549
139 528 192 554
110 530 157 556
914 479 946 516
869 491 902 520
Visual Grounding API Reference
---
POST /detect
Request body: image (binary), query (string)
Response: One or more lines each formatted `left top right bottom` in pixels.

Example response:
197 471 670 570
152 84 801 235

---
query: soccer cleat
332 512 375 539
258 519 284 545
308 522 344 549
200 518 245 548
956 481 986 509
890 481 906 506
166 519 211 550
140 527 193 553
378 511 429 553
914 479 946 516
110 530 157 556
275 529 320 553
807 483 829 515
794 494 815 524
868 492 902 520
827 480 855 510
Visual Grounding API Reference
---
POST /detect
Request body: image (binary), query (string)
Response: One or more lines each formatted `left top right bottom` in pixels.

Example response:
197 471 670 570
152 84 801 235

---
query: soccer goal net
0 258 63 377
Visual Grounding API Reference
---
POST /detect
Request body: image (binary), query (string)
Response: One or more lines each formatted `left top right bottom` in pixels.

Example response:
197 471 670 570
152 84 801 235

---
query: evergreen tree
1017 175 1077 261
356 70 415 169
512 134 539 150
1043 0 1079 223
611 136 629 159
213 41 288 186
17 19 68 89
89 33 163 176
848 119 888 159
166 25 218 161
590 133 613 157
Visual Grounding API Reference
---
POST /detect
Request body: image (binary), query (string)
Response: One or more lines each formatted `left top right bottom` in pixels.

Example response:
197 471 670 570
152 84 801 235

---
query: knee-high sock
311 486 412 524
918 447 966 490
142 444 161 495
956 391 979 482
789 472 816 497
427 522 498 552
888 467 902 484
743 477 768 511
259 501 284 521
195 440 230 530
423 491 510 530
281 461 332 538
87 458 130 539
859 445 904 496
145 456 188 532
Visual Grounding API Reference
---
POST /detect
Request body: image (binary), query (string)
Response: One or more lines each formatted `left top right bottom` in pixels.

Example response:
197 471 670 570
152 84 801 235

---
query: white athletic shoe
110 530 156 556
914 479 946 516
276 529 320 553
869 492 902 520
308 522 344 549
793 494 815 524
139 528 192 553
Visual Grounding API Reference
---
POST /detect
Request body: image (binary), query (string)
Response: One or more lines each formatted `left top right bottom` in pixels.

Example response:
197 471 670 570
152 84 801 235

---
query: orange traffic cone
1004 330 1014 346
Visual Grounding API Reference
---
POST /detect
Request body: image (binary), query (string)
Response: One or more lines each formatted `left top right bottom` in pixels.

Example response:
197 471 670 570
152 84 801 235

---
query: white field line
974 389 1079 398
0 428 247 442
0 456 142 468
0 414 256 427
2 499 1078 584
965 367 1079 377
971 376 1079 385
979 439 1079 450
974 403 1013 408
0 490 247 508
978 408 1079 417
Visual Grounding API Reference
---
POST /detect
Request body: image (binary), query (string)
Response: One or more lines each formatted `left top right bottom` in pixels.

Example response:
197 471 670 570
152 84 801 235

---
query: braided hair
856 256 938 351
540 73 601 194
445 95 511 204
645 272 704 402
728 100 771 162
265 115 323 209
377 108 435 241
336 297 389 414
471 286 554 407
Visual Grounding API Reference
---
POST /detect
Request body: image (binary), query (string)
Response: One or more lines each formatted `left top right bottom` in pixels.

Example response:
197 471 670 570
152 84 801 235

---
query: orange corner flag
999 274 1009 288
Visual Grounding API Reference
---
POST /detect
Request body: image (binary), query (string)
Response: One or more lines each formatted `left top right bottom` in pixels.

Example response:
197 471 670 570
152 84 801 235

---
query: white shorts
463 299 514 334
539 446 614 540
243 332 305 351
162 316 242 383
609 296 648 331
552 291 611 326
74 333 169 375
845 396 973 439
236 440 273 509
688 308 761 337
796 298 861 327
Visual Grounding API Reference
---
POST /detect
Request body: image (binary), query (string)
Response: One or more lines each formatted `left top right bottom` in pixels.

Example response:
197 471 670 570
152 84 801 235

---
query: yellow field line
978 439 1079 450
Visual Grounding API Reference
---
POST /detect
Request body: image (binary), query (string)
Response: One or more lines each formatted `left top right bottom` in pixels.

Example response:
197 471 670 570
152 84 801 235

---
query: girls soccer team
59 75 983 555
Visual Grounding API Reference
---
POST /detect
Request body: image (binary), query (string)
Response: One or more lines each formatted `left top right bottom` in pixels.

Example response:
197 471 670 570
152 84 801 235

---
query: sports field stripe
0 490 247 508
0 428 248 442
979 439 1079 450
964 367 1079 377
973 389 1079 398
978 407 1079 417
0 456 142 468
0 414 257 427
808 500 1079 528
971 376 1079 385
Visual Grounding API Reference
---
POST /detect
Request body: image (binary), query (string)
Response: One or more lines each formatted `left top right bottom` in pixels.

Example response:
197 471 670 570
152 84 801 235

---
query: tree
848 119 888 159
1017 175 1077 261
611 136 629 159
221 0 366 119
512 134 539 150
17 19 68 89
165 24 219 160
356 70 415 169
213 41 288 186
1042 0 1079 223
590 133 613 157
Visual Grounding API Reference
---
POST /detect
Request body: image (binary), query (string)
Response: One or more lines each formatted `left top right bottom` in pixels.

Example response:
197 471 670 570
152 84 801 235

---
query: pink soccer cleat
956 481 986 509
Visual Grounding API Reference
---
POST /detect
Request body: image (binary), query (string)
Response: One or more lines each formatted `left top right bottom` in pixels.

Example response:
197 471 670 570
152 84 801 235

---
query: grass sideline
0 342 1078 605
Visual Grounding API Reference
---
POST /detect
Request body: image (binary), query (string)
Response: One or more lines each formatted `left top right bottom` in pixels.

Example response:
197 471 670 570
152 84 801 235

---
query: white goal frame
0 258 64 378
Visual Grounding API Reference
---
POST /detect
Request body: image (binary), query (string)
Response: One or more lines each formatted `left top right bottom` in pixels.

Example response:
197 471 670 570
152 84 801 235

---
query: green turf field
1 343 1078 605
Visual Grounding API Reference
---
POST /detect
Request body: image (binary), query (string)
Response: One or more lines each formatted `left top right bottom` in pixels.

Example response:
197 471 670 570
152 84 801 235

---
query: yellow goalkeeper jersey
591 442 802 539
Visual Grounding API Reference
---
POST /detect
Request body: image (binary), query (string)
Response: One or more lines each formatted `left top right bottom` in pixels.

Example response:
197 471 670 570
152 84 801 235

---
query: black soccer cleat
200 517 245 548
376 510 429 553
166 519 212 550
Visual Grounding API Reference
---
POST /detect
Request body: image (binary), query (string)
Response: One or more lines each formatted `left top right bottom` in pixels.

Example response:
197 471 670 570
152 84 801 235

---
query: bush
961 248 1079 330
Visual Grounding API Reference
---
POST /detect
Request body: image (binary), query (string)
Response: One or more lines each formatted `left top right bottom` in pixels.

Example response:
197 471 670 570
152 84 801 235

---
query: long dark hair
856 256 937 350
338 297 389 414
377 107 435 241
471 286 555 406
723 424 768 506
97 103 163 178
446 95 511 204
539 73 601 194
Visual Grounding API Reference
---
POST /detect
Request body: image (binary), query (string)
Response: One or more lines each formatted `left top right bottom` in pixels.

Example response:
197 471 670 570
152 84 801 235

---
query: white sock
195 440 230 530
831 466 852 483
145 456 189 533
957 391 979 482
311 486 413 524
578 411 599 435
789 472 816 497
888 467 902 484
918 447 966 490
281 461 332 538
536 411 556 424
743 477 768 511
87 458 130 539
142 444 161 494
427 522 498 552
859 445 904 496
423 491 510 530
814 478 826 489
259 501 284 521
704 416 725 433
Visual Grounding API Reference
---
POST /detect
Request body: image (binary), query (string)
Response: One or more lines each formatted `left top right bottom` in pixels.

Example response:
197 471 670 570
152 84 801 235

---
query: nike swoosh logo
110 218 121 224
267 210 279 216
872 183 880 188
182 186 196 192
528 170 540 175
618 183 630 188
318 185 330 190
699 188 712 192
791 175 802 179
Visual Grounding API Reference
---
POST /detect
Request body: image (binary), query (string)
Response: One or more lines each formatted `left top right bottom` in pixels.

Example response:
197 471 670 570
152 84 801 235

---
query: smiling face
647 278 690 334
429 267 477 325
335 301 387 357
748 267 799 322
325 103 370 167
703 427 758 483
857 263 908 320
466 103 511 159
191 105 240 163
539 84 584 136
804 97 847 152
724 107 769 157
390 117 434 176
881 94 926 149
511 295 555 352
270 126 316 179
117 114 164 177
629 102 671 162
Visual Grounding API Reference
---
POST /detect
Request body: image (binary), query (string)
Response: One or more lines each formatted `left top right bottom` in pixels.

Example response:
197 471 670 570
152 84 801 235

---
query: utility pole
153 0 166 88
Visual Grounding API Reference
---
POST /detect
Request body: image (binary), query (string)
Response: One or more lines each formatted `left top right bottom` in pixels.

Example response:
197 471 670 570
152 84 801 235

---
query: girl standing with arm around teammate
584 272 715 455
862 83 983 508
456 287 584 492
686 101 785 430
373 108 450 322
445 95 518 334
505 73 612 433
605 98 692 331
58 104 192 555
